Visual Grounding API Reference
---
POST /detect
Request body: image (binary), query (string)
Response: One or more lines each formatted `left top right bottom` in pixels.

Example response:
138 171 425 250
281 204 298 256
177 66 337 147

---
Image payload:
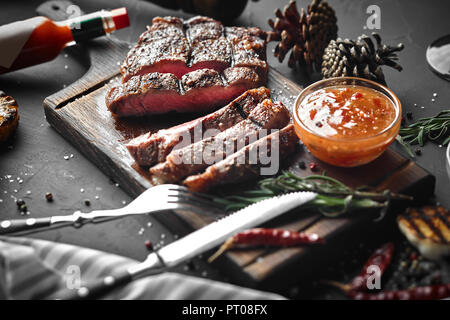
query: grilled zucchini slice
398 206 450 260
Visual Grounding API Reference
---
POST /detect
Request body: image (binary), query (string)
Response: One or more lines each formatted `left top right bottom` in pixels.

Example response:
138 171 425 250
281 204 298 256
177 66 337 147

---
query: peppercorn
415 149 422 156
406 112 413 120
401 117 406 126
298 161 306 170
45 192 53 202
16 199 25 207
84 199 91 206
144 240 153 251
309 162 318 172
19 204 27 212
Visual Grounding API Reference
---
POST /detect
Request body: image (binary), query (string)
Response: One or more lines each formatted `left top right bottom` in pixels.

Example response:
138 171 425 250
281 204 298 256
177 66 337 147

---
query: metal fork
0 185 224 235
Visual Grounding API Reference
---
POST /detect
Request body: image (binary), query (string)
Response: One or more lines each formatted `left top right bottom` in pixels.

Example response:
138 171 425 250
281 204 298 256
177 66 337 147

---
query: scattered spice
208 228 323 263
144 240 153 251
45 192 53 202
401 116 406 126
348 284 450 300
406 112 413 120
298 161 306 169
19 204 27 212
16 199 25 207
415 149 422 156
83 199 91 206
309 162 318 172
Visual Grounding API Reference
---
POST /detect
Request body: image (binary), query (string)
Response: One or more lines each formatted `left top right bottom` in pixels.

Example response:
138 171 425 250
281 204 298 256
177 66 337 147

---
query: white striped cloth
0 236 285 300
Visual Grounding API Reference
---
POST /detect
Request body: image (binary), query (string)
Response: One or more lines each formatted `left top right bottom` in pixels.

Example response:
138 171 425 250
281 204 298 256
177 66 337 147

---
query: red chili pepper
208 228 324 263
324 242 394 293
350 242 394 291
348 284 450 300
309 162 318 172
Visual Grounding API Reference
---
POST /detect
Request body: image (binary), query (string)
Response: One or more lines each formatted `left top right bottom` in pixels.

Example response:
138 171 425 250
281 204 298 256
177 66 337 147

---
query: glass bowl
446 143 450 182
293 77 402 167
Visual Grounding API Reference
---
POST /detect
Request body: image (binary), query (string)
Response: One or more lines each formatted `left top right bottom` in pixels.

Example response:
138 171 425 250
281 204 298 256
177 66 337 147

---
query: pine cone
321 33 404 84
267 0 338 73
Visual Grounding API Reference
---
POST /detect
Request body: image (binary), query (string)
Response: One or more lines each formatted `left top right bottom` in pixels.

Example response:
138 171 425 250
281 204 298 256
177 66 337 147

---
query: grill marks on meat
183 124 299 192
106 67 263 117
126 87 271 166
109 16 268 117
149 99 290 183
120 16 267 81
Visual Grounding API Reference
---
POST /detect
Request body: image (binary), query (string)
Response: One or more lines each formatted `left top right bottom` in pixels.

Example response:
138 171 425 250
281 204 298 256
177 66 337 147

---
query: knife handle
55 269 133 300
0 217 52 235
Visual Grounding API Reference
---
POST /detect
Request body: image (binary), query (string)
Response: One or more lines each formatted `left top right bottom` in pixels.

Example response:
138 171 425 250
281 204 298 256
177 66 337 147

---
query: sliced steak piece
149 99 290 183
185 16 223 43
126 87 271 166
120 16 267 81
225 26 268 80
189 38 232 74
121 17 190 81
106 67 264 117
106 72 180 117
183 124 298 192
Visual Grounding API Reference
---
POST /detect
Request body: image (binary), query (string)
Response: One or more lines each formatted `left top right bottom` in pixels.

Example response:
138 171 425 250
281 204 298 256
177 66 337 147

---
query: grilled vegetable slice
0 91 19 143
397 206 450 260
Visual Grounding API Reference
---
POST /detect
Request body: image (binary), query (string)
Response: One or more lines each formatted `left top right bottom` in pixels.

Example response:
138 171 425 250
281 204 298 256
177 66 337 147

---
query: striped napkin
0 236 285 300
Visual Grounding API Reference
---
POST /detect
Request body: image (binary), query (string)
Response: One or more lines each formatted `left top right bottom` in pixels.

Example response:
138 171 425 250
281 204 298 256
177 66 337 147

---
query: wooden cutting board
40 1 435 290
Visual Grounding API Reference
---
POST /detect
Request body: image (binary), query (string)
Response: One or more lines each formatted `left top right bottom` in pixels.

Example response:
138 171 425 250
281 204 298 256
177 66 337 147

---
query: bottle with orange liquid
0 8 129 74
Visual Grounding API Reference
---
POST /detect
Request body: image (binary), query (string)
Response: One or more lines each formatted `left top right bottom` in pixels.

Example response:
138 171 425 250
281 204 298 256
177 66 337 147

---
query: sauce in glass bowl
293 77 401 167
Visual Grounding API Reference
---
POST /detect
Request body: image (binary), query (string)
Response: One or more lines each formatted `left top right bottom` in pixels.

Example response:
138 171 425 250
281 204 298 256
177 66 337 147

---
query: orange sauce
298 86 397 139
294 84 401 167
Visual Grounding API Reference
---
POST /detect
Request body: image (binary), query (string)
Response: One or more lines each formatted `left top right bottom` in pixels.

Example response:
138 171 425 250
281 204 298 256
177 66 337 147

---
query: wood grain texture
43 31 435 290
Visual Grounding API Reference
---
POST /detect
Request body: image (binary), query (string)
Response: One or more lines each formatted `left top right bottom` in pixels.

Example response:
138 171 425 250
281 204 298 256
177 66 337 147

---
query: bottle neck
61 10 117 43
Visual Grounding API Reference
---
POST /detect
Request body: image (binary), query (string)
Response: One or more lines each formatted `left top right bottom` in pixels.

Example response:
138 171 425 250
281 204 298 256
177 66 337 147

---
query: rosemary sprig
399 110 450 148
214 171 412 218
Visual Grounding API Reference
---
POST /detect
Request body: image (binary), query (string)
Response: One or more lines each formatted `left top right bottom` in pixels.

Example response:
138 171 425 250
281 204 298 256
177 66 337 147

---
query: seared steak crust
120 16 267 81
126 87 271 166
183 124 298 192
106 67 264 117
149 99 290 183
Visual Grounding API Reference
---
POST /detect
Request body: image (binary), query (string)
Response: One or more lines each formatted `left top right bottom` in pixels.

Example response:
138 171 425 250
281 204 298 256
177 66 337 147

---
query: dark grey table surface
0 0 449 298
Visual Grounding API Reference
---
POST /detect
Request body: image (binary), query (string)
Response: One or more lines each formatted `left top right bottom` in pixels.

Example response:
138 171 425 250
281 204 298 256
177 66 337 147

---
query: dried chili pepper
325 242 394 292
350 242 394 291
208 228 324 263
348 284 450 300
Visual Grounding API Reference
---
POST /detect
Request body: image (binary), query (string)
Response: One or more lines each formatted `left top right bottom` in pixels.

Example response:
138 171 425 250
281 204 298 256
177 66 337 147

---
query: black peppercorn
84 199 91 206
406 112 413 120
45 192 53 202
19 204 27 212
298 161 306 170
16 199 25 207
415 149 422 156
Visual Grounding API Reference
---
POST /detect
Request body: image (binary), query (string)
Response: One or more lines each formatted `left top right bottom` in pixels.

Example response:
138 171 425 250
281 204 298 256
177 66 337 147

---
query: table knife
54 191 317 300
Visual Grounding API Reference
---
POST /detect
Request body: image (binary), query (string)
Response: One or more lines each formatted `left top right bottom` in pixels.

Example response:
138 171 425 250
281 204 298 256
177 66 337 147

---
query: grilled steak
106 67 264 117
126 87 271 166
183 124 298 192
120 16 266 81
397 206 450 260
150 99 290 183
